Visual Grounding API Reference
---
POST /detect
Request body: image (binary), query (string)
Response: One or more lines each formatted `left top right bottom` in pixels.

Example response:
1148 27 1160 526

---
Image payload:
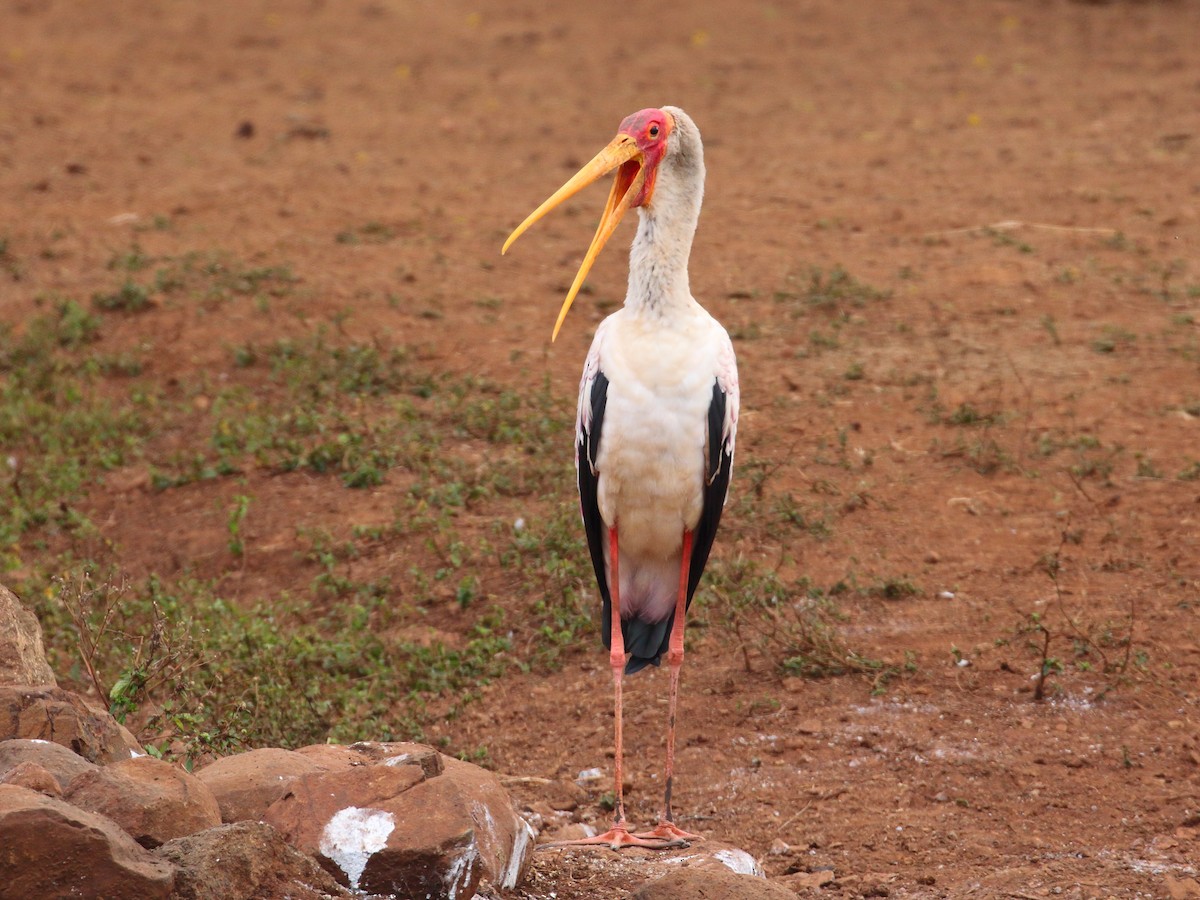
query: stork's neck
625 166 703 318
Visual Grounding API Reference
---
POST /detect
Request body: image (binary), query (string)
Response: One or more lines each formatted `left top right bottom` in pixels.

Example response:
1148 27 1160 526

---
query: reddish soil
3 0 1199 897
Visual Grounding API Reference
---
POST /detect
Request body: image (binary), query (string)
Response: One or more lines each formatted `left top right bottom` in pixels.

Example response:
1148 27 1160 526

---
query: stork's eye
648 124 660 138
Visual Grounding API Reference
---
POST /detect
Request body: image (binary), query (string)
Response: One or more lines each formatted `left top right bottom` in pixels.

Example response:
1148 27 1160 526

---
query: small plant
106 244 152 273
93 281 153 312
711 558 907 690
1012 521 1137 702
226 494 252 558
982 226 1033 254
1091 325 1136 354
870 577 920 601
775 265 891 315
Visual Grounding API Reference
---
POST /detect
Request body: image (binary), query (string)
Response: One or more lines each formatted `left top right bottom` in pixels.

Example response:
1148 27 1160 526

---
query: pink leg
634 530 702 845
540 525 680 851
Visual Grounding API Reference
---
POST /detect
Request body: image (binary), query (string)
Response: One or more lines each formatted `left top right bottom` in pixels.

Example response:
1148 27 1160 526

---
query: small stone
1 760 63 796
541 822 596 843
0 737 99 787
781 869 836 890
1165 875 1200 899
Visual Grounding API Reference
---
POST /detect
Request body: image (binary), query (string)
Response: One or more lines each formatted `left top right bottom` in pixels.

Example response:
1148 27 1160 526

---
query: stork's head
502 106 695 341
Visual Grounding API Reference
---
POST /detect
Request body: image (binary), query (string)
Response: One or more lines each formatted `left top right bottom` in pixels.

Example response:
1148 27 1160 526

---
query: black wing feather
577 372 612 648
688 382 733 603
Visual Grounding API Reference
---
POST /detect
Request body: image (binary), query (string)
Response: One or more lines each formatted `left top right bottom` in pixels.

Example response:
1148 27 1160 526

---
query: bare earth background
2 0 1199 897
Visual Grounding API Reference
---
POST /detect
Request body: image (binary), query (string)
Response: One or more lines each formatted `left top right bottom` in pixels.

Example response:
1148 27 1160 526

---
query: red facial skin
615 108 674 208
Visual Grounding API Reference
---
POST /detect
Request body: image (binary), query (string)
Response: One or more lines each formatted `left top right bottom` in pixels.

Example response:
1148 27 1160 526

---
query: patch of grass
982 226 1033 254
708 558 907 689
869 576 920 600
335 222 397 245
775 265 891 315
1091 325 1136 354
0 235 21 279
38 569 524 762
93 281 153 312
943 402 1003 428
0 304 149 566
1178 460 1200 481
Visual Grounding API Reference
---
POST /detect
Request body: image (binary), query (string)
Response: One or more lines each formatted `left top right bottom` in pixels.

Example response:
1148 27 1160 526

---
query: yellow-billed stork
504 107 739 850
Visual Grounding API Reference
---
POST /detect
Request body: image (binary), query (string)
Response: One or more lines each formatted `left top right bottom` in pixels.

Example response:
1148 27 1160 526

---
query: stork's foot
632 820 702 844
539 823 689 852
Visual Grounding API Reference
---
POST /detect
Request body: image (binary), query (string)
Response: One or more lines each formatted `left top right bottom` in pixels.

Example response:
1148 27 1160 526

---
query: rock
0 737 99 789
0 584 56 687
631 866 797 900
64 755 222 848
541 821 596 843
781 868 836 890
346 740 445 779
263 747 533 898
675 842 766 878
264 762 459 895
0 684 144 763
293 740 444 779
196 747 325 823
501 774 587 812
440 757 535 890
157 821 354 899
1 760 64 796
1166 875 1200 900
0 783 176 898
293 743 371 770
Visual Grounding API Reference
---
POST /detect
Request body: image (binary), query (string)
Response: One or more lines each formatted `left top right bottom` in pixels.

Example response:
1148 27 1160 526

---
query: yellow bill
503 134 646 341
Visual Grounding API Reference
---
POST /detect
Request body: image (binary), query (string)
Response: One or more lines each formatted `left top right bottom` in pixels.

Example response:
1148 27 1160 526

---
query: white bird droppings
318 806 395 892
713 847 764 877
501 816 535 889
443 843 480 900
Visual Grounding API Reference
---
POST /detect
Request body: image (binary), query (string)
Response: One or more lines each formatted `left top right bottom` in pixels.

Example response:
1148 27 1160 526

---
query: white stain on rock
713 847 764 877
318 806 395 892
501 815 535 888
443 842 480 900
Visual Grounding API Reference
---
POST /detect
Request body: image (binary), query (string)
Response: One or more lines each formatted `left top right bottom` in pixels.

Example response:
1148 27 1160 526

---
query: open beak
502 134 645 341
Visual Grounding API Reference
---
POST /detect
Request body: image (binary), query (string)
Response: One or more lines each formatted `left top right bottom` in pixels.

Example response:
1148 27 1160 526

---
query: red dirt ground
3 0 1199 897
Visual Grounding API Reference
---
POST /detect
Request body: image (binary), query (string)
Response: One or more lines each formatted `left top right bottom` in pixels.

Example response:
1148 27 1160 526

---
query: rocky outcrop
0 783 176 899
